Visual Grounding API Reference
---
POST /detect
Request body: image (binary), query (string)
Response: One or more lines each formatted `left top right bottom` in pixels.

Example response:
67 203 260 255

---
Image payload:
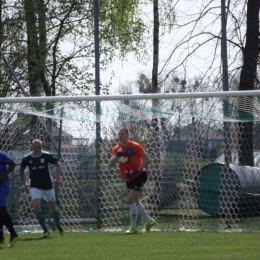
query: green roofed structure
186 163 260 217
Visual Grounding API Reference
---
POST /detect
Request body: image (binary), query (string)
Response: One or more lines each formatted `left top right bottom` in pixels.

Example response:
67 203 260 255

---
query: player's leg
136 202 152 223
125 174 150 234
138 201 156 233
0 188 6 244
4 211 21 248
0 208 5 245
135 172 152 223
31 188 49 236
44 189 64 236
0 221 4 244
126 189 139 233
0 190 20 247
0 207 20 247
134 172 156 233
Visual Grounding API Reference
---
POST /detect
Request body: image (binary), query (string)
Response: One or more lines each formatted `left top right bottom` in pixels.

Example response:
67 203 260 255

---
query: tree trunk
37 0 52 96
149 0 162 209
152 0 159 93
24 0 42 97
238 0 259 166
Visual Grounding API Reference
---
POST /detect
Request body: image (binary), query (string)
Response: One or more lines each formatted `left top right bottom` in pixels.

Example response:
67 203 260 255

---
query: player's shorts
0 187 9 207
126 171 148 192
30 188 56 202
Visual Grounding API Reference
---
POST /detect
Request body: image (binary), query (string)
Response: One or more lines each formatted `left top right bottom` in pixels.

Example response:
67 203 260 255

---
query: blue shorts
0 186 9 207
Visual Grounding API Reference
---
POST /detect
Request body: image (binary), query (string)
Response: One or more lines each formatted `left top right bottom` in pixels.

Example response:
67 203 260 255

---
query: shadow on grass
19 236 53 241
109 232 143 236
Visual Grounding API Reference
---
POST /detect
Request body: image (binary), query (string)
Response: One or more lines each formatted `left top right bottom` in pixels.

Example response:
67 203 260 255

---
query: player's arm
125 152 151 180
6 161 16 175
0 161 16 180
20 165 29 191
53 161 62 188
108 146 120 167
136 152 151 172
108 155 118 167
109 146 129 167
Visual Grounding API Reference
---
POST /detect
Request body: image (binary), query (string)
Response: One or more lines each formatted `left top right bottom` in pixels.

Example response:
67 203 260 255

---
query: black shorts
126 171 148 192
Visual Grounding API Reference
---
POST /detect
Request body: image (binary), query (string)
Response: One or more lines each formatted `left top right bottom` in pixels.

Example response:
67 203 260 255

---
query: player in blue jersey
0 151 20 247
20 139 64 237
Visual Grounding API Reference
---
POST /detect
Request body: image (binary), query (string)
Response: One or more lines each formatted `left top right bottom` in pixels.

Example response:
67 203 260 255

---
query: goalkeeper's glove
118 156 128 164
125 169 139 180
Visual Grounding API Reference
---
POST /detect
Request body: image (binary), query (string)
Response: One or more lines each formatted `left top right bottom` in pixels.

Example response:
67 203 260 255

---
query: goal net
2 91 260 234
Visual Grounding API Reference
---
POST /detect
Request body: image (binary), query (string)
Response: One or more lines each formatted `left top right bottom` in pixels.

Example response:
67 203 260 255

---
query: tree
1 0 147 98
237 0 259 166
155 1 259 166
0 0 150 150
151 0 159 93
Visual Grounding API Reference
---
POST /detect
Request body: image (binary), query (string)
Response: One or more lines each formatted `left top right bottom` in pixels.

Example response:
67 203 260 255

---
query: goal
2 91 260 234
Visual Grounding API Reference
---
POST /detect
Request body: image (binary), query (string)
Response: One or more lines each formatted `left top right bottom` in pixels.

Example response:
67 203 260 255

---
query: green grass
1 231 260 260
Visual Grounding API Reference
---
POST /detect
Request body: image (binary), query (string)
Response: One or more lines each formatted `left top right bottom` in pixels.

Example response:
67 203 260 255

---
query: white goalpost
2 90 260 233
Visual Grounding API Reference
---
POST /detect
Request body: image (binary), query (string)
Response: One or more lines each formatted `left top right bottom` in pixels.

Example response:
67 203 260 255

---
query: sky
100 0 221 94
101 0 246 94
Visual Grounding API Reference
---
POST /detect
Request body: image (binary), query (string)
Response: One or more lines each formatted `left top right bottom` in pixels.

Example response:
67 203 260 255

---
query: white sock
129 203 138 228
137 202 152 224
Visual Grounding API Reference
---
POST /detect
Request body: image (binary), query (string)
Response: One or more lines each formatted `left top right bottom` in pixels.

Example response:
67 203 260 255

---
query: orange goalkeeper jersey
112 141 145 182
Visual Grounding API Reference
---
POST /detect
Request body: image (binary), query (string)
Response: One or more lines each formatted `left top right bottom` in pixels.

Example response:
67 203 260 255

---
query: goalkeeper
108 128 156 234
20 139 64 237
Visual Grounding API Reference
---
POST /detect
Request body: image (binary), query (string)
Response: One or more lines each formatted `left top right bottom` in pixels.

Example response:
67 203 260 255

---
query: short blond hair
31 139 43 145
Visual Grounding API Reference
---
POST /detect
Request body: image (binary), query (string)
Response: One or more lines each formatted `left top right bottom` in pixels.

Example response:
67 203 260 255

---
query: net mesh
3 93 260 233
2 95 260 123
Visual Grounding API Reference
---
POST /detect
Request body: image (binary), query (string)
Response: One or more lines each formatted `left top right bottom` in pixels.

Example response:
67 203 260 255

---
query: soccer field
1 231 260 260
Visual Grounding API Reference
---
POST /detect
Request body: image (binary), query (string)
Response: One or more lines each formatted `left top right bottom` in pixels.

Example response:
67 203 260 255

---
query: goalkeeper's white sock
137 202 152 224
129 203 138 228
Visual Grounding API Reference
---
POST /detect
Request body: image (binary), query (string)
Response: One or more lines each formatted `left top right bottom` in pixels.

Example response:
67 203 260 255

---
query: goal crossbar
2 90 260 103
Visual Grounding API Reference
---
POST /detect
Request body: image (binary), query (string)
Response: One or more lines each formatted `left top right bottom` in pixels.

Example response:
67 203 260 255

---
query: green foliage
137 73 151 93
159 0 176 33
0 0 148 97
99 0 146 59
